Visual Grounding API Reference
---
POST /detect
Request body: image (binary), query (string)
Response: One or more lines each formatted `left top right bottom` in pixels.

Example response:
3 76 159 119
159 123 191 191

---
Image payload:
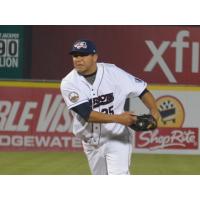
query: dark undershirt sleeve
139 88 149 99
71 102 92 121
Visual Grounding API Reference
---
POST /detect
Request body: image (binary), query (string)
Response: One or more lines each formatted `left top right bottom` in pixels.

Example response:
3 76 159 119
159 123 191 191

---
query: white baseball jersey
60 62 147 146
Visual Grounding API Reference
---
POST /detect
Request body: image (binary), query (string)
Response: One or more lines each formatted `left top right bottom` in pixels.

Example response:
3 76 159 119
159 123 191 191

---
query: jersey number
101 106 114 115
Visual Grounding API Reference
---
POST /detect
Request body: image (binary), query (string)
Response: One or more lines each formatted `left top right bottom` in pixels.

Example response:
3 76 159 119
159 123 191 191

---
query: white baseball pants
82 139 133 175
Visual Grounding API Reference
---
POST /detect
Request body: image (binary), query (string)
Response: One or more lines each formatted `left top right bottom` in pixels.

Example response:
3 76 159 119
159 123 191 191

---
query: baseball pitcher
60 39 160 175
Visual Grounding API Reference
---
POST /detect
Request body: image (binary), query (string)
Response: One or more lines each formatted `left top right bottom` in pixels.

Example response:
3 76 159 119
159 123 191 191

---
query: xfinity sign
144 30 199 83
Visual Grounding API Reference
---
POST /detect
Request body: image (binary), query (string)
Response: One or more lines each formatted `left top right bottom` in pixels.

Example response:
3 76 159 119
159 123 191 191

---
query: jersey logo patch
90 93 114 108
69 92 79 103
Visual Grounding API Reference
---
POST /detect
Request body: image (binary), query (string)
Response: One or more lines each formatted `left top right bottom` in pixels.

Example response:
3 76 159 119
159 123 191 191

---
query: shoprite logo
156 95 185 127
135 128 198 150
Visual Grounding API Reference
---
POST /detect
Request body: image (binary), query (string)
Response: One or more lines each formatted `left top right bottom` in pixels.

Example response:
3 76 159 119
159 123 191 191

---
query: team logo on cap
69 92 79 103
74 41 87 49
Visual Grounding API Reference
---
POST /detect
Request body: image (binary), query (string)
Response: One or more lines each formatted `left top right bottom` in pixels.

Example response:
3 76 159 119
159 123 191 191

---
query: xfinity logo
144 30 199 83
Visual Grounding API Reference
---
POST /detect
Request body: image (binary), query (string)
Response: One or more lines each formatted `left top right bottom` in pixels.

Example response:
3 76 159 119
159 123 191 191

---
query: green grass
0 152 200 175
132 153 200 175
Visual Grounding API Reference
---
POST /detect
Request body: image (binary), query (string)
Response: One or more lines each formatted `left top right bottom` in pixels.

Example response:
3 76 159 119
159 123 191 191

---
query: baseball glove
129 114 157 131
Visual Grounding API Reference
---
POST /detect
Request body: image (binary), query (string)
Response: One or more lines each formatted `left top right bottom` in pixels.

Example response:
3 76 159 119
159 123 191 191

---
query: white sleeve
114 66 147 97
60 80 89 110
126 73 147 97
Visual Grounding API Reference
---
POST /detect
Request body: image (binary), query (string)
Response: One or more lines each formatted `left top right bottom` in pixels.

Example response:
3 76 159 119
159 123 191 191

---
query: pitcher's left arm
139 89 160 121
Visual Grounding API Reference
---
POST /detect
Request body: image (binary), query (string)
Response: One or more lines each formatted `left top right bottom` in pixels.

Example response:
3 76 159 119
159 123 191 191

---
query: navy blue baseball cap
69 39 97 55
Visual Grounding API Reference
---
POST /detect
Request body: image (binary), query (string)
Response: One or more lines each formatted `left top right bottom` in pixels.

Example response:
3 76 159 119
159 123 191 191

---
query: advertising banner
0 26 25 78
131 85 200 154
31 26 200 85
0 81 200 154
0 81 82 151
135 128 198 150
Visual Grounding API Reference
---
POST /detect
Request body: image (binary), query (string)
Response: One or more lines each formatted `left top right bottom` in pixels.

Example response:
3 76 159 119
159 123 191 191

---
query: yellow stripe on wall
148 84 200 91
0 81 60 88
0 80 200 91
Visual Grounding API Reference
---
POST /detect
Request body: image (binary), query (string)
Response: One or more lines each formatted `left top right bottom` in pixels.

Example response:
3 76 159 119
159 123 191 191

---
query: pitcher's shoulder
61 69 77 82
60 70 77 89
97 62 119 71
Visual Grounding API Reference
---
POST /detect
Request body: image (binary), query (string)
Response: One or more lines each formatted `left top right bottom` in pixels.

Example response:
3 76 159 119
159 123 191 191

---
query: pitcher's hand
116 112 137 126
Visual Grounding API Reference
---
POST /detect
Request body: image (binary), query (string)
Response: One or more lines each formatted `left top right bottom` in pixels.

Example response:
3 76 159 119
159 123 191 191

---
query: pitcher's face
72 54 98 75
